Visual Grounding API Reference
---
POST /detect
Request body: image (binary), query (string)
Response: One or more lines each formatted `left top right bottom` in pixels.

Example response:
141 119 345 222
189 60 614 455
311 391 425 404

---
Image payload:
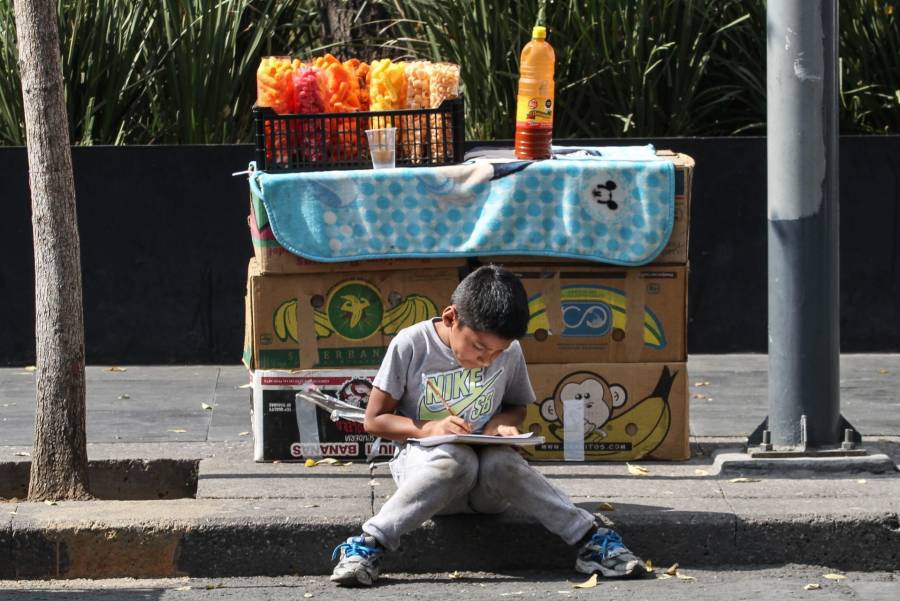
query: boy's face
442 305 513 369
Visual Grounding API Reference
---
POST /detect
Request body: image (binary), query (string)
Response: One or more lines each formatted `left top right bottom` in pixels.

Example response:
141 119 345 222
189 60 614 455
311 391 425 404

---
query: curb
3 510 899 579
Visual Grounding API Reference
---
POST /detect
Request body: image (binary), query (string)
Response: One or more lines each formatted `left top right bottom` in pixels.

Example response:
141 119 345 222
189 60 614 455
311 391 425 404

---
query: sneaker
330 534 384 586
575 527 647 578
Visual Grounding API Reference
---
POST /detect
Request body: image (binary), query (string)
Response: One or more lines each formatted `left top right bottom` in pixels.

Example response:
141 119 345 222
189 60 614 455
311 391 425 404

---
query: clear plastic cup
365 127 397 169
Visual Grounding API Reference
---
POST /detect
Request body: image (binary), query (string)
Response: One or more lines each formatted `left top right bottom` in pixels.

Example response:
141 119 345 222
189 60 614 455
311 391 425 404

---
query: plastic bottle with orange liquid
514 26 555 160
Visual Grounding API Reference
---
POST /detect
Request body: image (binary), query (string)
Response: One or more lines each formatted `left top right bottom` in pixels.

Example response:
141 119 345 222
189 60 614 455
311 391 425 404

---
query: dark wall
1 138 898 364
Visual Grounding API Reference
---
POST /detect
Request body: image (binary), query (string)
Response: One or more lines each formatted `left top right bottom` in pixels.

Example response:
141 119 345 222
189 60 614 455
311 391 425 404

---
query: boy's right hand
421 416 471 436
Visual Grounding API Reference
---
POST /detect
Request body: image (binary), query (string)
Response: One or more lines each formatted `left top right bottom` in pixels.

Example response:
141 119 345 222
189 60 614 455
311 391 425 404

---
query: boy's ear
441 305 457 327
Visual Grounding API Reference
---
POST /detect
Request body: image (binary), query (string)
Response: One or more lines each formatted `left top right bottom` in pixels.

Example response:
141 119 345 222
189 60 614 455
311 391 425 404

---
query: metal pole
767 0 840 448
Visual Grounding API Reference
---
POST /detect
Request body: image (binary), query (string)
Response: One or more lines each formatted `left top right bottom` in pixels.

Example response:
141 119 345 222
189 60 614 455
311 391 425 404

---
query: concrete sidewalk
1 355 899 579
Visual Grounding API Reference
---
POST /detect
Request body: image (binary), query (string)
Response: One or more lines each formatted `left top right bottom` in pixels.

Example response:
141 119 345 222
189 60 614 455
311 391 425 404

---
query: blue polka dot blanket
247 145 675 267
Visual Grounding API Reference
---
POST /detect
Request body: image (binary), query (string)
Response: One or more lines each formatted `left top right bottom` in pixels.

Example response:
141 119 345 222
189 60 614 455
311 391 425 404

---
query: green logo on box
327 280 384 341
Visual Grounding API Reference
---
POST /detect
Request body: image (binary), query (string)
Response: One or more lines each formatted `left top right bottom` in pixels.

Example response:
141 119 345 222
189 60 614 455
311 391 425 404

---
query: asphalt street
1 566 899 601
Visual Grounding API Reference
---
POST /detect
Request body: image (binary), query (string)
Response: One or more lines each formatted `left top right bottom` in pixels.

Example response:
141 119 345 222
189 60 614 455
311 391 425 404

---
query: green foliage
0 0 898 144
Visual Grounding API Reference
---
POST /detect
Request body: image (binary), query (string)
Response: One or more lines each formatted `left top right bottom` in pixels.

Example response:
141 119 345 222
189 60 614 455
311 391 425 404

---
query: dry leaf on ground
168 429 187 433
694 468 709 476
677 573 696 581
118 394 130 400
239 383 252 389
315 458 341 465
238 431 249 436
645 559 654 572
856 479 867 484
201 403 213 411
205 583 224 590
804 583 821 590
626 463 649 476
14 452 29 457
24 366 36 372
304 593 314 598
665 563 679 576
573 574 598 589
43 500 58 506
107 366 127 372
597 502 615 511
729 477 760 483
823 573 847 580
449 570 462 579
173 586 192 591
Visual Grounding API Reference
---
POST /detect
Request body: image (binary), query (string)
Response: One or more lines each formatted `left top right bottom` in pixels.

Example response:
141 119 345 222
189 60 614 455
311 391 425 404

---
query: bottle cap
532 26 547 39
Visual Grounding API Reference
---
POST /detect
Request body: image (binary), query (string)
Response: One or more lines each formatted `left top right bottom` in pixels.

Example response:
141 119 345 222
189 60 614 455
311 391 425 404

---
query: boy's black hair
450 264 530 340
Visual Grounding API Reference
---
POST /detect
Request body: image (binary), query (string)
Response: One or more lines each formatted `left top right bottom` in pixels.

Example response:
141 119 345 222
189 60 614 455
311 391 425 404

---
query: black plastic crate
253 96 465 172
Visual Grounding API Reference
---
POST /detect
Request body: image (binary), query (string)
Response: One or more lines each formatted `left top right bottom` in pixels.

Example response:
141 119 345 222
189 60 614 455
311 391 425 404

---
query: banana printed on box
521 362 689 461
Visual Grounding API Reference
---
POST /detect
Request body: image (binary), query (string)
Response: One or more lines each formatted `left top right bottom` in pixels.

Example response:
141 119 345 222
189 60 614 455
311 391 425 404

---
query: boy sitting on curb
330 265 647 586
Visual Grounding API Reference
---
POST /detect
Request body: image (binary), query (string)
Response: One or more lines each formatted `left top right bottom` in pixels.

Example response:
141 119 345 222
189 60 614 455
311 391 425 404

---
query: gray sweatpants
363 443 596 551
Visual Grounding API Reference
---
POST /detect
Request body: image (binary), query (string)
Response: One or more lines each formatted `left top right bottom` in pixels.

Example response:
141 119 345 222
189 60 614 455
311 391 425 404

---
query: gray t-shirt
373 319 536 433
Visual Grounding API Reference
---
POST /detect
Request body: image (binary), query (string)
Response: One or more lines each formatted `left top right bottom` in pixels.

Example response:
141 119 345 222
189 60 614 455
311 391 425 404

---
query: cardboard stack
244 151 693 462
484 152 695 461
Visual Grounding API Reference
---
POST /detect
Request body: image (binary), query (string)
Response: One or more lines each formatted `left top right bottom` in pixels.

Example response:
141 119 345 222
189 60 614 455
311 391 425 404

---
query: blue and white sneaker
575 527 647 578
330 534 384 586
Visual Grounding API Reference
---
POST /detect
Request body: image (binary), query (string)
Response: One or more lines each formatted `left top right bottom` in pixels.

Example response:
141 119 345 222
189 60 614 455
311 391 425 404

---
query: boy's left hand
482 424 520 437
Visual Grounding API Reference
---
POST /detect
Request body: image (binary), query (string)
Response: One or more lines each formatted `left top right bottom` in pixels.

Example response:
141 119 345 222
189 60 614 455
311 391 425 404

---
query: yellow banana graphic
273 299 298 343
527 285 666 349
522 367 677 461
381 294 439 335
313 310 336 338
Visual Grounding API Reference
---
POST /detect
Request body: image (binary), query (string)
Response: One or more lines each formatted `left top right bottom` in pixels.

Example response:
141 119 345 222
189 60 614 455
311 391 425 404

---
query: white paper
410 432 544 447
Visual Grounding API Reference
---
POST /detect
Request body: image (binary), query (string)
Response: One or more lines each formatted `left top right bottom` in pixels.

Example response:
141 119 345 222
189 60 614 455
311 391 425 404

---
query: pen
426 380 458 417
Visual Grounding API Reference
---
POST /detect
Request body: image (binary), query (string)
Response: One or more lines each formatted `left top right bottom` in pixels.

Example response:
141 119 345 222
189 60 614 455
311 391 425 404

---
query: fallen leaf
694 468 709 476
302 504 319 508
117 394 130 400
44 500 57 506
315 458 341 465
500 592 524 597
693 381 707 387
823 573 847 581
729 477 760 483
239 383 252 389
238 431 250 436
201 403 213 411
368 479 380 486
107 366 127 372
573 574 598 589
14 452 29 457
557 591 573 595
205 583 224 590
665 563 679 576
449 570 462 579
656 574 672 580
174 586 192 591
677 573 695 581
804 583 821 590
304 458 316 467
168 429 187 434
645 559 654 572
878 369 890 375
856 479 867 484
691 393 706 400
627 463 649 476
24 366 36 372
597 502 615 512
304 594 314 598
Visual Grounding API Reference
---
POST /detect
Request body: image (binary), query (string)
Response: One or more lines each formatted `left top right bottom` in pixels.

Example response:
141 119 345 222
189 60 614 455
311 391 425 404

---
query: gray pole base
713 450 897 476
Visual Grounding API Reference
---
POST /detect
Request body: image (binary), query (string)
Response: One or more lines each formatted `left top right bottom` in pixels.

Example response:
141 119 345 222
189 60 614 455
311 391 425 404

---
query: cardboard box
244 258 460 370
520 362 689 461
251 369 396 461
506 264 687 364
249 195 466 274
652 151 692 265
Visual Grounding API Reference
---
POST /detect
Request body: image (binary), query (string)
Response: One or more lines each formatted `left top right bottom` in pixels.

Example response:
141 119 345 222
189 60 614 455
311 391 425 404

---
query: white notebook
409 432 544 447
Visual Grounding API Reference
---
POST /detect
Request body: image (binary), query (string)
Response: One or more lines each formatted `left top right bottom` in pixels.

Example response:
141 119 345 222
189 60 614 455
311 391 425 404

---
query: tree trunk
14 0 90 501
314 0 390 61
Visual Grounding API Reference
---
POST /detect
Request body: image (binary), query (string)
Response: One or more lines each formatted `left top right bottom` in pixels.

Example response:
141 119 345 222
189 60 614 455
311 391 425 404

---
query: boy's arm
480 404 527 437
364 386 472 442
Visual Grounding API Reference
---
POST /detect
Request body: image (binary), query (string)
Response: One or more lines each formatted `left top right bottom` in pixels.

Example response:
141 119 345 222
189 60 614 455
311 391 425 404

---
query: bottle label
516 94 553 127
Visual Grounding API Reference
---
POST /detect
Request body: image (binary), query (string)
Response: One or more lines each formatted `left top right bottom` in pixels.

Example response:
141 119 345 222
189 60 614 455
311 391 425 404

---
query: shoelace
593 529 625 560
331 536 381 561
